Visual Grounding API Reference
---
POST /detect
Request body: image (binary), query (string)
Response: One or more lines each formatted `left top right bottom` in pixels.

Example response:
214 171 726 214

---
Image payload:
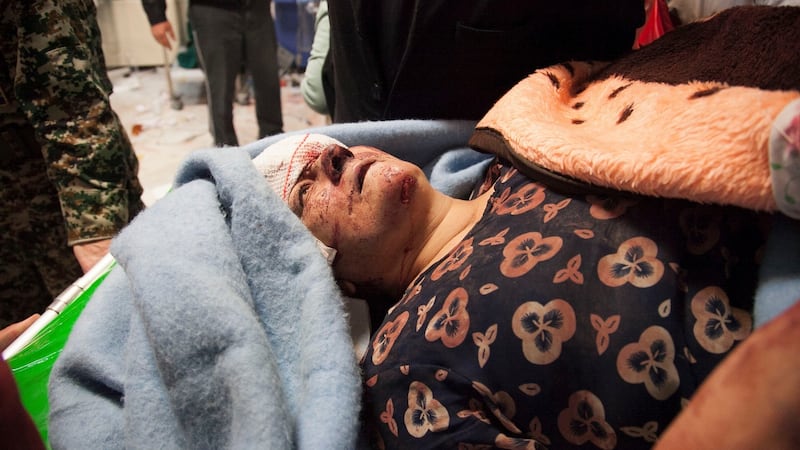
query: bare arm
73 239 111 273
141 0 173 49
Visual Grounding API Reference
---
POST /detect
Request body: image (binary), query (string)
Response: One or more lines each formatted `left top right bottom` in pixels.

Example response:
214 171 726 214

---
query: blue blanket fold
49 148 359 449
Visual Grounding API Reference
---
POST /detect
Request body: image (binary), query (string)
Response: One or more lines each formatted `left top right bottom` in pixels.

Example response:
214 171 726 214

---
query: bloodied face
287 144 437 290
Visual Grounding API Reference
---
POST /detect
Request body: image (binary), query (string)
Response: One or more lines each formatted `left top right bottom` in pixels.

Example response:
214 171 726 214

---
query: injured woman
248 107 796 448
47 6 800 450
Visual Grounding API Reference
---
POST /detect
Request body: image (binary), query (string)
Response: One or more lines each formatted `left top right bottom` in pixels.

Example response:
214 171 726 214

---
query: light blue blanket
47 119 797 449
47 120 490 449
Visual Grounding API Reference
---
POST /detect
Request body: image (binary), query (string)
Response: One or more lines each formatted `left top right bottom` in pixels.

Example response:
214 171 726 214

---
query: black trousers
189 1 283 146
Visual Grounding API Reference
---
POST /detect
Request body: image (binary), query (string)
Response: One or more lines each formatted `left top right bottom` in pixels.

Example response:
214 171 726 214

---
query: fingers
166 24 176 43
150 21 175 50
0 314 40 352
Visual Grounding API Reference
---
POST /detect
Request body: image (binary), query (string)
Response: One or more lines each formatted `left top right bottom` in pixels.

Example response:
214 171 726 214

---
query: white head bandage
252 133 346 264
252 133 347 202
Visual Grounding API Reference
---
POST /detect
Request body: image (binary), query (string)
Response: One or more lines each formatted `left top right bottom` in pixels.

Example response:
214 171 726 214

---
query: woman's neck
398 188 494 291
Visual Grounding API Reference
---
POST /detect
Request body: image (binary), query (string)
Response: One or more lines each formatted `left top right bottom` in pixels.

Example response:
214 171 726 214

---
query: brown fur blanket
470 6 800 211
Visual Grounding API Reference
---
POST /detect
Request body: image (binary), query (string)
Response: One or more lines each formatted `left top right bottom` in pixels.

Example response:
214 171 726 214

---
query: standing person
324 0 646 122
142 0 284 147
0 0 146 328
300 0 330 117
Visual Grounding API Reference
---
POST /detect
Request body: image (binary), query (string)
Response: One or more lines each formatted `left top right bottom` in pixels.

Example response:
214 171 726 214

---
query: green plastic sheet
7 263 113 447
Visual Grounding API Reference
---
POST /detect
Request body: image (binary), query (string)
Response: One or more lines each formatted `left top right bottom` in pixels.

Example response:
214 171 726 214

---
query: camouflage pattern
0 124 83 327
1 0 145 327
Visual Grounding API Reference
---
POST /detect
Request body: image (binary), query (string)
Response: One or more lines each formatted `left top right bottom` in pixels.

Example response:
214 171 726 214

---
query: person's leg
244 0 283 138
0 127 81 328
189 4 243 147
235 67 251 105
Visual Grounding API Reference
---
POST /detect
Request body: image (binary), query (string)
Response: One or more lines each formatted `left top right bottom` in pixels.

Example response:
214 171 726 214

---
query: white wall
96 0 189 68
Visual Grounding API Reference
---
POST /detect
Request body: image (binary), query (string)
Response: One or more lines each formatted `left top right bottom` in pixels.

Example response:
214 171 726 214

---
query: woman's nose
320 144 353 185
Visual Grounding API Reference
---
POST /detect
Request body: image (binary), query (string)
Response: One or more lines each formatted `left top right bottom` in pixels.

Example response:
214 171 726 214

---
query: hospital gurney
4 254 116 444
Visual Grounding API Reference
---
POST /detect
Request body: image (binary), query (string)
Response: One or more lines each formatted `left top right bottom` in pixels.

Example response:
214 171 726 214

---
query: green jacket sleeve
301 1 330 116
13 0 144 244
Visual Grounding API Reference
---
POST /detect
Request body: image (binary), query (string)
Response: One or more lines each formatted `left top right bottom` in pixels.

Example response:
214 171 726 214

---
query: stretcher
4 255 116 444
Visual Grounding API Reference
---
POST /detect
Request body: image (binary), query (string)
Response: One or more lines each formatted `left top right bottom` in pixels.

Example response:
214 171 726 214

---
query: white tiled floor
107 65 328 205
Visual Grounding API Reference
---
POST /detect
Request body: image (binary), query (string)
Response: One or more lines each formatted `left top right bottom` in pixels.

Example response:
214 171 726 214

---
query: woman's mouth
355 161 375 193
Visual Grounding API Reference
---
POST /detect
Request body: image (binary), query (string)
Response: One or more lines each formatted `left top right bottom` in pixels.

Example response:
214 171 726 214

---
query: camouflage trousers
0 124 82 329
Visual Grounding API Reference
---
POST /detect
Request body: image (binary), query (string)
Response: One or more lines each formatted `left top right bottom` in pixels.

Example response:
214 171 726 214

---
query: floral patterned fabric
360 160 767 449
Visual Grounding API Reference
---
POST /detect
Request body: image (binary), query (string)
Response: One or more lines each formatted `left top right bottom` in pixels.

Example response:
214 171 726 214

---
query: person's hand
150 21 176 50
72 239 111 273
655 299 800 449
0 315 39 352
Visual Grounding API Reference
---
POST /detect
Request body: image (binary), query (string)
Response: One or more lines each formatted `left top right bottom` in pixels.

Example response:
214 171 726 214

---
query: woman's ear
336 279 358 296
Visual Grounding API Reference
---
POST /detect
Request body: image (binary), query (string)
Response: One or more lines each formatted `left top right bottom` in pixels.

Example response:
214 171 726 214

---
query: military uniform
0 0 145 327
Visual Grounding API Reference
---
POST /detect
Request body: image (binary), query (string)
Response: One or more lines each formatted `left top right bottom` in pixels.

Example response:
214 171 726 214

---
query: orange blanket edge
471 62 800 212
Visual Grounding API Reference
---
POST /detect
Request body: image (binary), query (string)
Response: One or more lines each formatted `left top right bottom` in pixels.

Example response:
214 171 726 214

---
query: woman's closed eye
298 182 311 209
290 181 312 215
291 163 317 215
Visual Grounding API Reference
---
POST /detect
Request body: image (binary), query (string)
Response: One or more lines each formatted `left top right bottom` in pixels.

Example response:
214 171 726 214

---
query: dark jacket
141 0 243 25
325 0 645 122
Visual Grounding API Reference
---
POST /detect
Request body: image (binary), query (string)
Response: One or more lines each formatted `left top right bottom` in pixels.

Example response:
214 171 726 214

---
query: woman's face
287 144 436 290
